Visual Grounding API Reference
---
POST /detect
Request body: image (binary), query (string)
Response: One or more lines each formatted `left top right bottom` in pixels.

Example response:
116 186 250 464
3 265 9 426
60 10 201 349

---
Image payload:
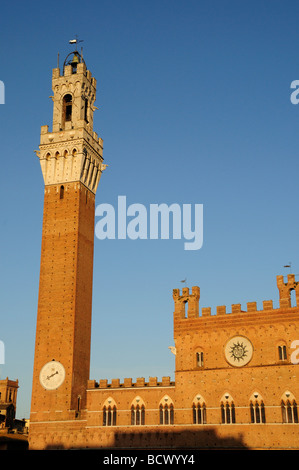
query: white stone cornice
38 136 104 194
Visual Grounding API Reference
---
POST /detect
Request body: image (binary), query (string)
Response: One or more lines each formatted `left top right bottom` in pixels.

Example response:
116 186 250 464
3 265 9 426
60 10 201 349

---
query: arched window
102 398 117 426
249 393 266 423
131 404 145 425
281 400 298 423
196 351 204 368
130 397 145 426
159 396 174 425
60 185 64 199
102 405 117 426
220 394 236 424
62 94 72 125
192 395 206 424
250 400 266 423
192 402 206 424
278 344 287 361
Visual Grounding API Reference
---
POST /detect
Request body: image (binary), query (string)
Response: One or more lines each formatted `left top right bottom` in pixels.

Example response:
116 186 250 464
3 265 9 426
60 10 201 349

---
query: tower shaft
30 52 104 428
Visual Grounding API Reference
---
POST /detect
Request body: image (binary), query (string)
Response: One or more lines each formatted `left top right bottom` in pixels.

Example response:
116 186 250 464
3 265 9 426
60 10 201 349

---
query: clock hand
46 371 58 380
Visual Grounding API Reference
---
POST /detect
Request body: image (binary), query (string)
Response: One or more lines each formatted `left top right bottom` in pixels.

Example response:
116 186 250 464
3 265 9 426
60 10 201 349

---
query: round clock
224 336 253 367
39 360 65 390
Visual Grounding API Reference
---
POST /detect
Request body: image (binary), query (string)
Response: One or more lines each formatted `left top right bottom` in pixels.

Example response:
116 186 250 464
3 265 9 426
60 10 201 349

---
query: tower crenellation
173 275 298 320
173 286 200 319
277 273 299 308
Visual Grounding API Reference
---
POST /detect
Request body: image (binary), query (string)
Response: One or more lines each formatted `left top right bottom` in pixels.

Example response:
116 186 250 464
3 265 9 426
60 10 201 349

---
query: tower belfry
29 50 105 442
39 50 104 191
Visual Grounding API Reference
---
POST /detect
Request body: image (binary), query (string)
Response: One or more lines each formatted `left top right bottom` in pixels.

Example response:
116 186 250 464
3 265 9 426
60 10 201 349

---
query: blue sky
1 0 299 418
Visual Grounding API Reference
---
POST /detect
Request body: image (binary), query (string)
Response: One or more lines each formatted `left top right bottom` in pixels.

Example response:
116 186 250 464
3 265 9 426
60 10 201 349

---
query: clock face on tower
224 336 253 367
39 360 66 390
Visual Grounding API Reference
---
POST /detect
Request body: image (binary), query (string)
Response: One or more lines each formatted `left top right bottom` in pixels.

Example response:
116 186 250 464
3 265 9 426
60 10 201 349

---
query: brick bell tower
30 49 105 437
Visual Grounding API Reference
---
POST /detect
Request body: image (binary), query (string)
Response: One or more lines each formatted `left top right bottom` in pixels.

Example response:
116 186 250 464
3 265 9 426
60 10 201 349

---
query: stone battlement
87 376 175 390
173 275 299 320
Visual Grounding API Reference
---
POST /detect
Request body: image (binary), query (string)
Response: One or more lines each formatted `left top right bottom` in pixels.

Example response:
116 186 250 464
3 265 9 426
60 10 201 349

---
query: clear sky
1 0 299 418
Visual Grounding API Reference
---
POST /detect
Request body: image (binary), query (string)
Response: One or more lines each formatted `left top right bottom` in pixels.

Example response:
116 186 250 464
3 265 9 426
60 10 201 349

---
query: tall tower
30 50 105 435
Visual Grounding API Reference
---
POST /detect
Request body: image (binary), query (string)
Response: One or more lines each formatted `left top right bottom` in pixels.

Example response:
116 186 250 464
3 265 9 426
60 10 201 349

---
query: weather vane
284 262 292 273
69 35 84 51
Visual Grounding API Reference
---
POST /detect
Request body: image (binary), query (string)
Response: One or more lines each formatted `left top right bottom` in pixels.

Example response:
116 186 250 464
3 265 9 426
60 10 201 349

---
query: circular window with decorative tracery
224 336 253 367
